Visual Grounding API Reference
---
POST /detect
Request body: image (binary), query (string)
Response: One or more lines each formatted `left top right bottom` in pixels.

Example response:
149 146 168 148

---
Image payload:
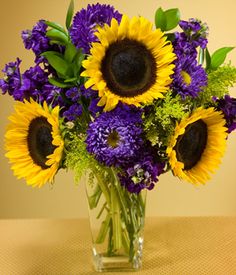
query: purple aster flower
119 156 165 194
86 104 143 167
0 58 21 96
214 95 236 133
179 18 208 49
171 55 207 98
22 20 64 63
69 3 122 53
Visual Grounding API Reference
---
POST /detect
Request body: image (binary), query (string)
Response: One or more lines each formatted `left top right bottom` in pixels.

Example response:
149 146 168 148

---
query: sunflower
81 15 176 111
5 99 64 187
166 107 227 184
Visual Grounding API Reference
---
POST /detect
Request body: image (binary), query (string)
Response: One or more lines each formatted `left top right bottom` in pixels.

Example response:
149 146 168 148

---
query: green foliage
201 46 234 70
66 0 74 30
41 45 85 88
64 130 110 185
198 65 236 104
64 132 91 183
46 29 69 44
43 2 85 89
45 21 67 35
155 7 180 32
143 92 187 147
210 47 234 70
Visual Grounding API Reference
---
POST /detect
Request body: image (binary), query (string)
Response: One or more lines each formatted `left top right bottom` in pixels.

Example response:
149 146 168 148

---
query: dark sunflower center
174 119 208 170
101 39 156 97
27 116 56 169
107 130 120 148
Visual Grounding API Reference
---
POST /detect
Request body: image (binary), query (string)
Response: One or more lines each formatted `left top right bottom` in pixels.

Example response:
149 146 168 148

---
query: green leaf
48 77 72 88
41 51 69 76
66 0 74 30
73 50 85 76
64 42 78 62
155 7 166 31
46 29 68 44
210 47 234 70
49 40 67 46
64 77 78 83
165 8 180 31
45 21 67 35
205 47 211 70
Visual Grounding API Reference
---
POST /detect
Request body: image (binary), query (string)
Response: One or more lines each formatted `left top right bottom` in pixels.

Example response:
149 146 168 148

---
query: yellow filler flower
81 15 176 111
5 99 64 187
166 107 228 184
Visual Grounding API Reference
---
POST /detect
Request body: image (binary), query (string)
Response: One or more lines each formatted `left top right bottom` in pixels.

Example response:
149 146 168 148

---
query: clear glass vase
85 167 146 272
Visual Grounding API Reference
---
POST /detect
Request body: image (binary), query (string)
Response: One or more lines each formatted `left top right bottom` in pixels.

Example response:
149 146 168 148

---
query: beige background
0 0 236 218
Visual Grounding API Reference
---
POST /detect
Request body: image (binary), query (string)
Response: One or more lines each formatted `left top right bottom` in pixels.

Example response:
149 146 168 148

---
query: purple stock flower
62 86 103 120
171 55 207 98
65 87 80 102
69 3 122 53
63 103 83 121
88 97 103 116
19 65 62 103
0 58 21 96
86 104 143 167
22 20 49 55
0 61 62 103
22 20 64 63
179 18 208 49
215 95 236 133
119 156 165 194
173 32 198 60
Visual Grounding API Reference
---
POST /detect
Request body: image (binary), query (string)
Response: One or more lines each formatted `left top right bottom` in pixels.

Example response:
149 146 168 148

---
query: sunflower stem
96 212 111 244
110 184 122 251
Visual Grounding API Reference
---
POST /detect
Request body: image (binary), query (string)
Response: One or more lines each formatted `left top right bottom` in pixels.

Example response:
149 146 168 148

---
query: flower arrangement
1 1 236 271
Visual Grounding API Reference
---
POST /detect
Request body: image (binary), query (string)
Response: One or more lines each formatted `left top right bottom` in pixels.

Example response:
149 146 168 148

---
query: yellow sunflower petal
166 107 227 185
5 99 64 187
82 14 176 111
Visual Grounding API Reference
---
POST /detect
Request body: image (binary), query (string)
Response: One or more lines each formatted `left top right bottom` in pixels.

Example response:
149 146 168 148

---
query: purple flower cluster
86 104 143 167
62 85 103 121
119 156 165 194
22 20 64 63
0 58 21 97
172 18 208 98
171 56 207 98
69 3 122 53
214 95 236 133
0 59 62 103
63 87 83 121
179 19 208 49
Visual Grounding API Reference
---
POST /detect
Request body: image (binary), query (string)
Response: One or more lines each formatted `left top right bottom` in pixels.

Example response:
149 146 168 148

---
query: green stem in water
110 184 122 251
96 202 107 219
110 168 130 226
121 222 130 254
92 167 111 207
96 212 111 244
87 183 102 209
107 219 114 256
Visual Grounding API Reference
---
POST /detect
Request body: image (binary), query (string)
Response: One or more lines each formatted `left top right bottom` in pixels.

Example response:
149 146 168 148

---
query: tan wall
0 0 236 218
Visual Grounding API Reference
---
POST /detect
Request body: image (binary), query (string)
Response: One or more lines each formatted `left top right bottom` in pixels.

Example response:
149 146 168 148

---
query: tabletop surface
0 217 235 275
